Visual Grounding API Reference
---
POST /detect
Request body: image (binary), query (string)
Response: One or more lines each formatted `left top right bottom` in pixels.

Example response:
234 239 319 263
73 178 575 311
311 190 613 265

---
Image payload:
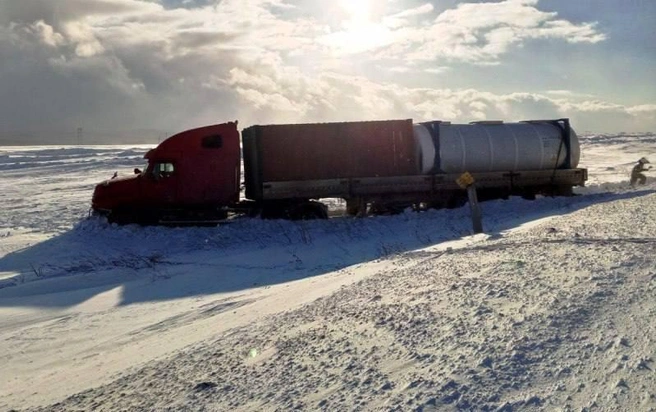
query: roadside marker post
456 172 484 234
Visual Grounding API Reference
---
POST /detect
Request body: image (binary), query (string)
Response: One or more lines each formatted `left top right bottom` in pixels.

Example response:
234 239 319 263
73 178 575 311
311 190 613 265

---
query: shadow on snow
0 188 653 309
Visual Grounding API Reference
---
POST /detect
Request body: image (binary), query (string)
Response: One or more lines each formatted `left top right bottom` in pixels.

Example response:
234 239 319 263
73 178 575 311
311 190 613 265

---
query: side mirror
134 168 142 174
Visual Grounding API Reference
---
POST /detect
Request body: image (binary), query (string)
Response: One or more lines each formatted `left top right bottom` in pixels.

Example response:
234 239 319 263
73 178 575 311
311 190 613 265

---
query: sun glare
340 0 372 25
323 0 391 54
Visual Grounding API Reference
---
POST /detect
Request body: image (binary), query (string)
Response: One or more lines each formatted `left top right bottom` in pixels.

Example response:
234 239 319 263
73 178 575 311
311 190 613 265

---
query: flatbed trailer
260 169 587 200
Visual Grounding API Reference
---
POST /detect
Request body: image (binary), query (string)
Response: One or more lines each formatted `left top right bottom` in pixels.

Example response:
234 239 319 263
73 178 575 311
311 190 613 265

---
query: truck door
141 158 181 207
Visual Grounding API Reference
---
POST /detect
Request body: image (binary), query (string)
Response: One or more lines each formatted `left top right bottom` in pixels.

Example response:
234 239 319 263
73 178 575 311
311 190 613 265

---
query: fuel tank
414 120 580 174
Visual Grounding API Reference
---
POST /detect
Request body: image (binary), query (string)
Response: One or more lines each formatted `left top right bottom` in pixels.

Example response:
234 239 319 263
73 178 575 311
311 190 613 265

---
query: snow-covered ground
0 133 655 411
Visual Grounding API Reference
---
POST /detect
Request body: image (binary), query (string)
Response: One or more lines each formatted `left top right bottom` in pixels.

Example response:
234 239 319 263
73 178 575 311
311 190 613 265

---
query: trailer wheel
346 198 366 217
369 202 407 215
446 193 467 209
260 207 286 220
291 201 328 220
247 207 263 218
521 192 537 200
548 185 574 197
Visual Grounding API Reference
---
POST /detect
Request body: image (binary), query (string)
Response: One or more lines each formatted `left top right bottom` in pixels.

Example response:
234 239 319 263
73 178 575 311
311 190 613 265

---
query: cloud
383 3 434 29
225 65 656 132
424 67 450 75
0 0 321 132
0 0 652 140
395 0 606 64
626 105 656 116
218 54 652 131
31 20 66 47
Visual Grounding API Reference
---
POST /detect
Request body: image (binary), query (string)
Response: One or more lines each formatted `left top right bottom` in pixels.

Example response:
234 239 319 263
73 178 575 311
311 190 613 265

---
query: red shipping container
242 120 418 200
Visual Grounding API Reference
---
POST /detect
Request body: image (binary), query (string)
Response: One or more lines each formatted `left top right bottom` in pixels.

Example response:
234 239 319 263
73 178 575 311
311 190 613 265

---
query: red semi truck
91 118 587 224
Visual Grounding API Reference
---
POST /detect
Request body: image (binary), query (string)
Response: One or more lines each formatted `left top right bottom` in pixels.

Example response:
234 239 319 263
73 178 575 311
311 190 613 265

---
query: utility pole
76 127 83 145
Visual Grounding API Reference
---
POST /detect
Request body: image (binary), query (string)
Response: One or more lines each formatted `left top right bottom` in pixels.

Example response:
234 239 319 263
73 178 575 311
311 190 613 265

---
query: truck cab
92 122 241 224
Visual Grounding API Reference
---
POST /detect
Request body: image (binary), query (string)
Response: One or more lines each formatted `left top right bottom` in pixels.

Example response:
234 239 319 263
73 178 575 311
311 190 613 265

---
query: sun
340 0 372 26
321 0 392 54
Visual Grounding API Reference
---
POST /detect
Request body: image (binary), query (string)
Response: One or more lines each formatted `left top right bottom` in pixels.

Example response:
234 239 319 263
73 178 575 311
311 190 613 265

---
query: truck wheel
108 208 133 225
108 208 159 225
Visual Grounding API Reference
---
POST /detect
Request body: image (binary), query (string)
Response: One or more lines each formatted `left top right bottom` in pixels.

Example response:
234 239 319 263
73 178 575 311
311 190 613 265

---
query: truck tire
108 208 159 225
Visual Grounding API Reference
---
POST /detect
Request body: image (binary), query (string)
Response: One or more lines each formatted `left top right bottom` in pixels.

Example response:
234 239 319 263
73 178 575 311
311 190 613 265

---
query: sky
0 0 655 143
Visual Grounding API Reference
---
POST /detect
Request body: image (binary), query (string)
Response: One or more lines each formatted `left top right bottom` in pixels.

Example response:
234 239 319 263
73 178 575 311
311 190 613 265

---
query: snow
0 133 655 411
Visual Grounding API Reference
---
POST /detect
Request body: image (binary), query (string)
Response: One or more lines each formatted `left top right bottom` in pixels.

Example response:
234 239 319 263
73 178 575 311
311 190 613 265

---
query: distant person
630 157 651 187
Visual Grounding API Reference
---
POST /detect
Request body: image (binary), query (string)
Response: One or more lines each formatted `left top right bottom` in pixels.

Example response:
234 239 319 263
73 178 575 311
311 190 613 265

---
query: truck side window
202 135 222 149
153 162 175 178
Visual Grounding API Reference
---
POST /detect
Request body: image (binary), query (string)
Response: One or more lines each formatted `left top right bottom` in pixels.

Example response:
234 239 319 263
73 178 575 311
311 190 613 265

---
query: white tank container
414 121 580 174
